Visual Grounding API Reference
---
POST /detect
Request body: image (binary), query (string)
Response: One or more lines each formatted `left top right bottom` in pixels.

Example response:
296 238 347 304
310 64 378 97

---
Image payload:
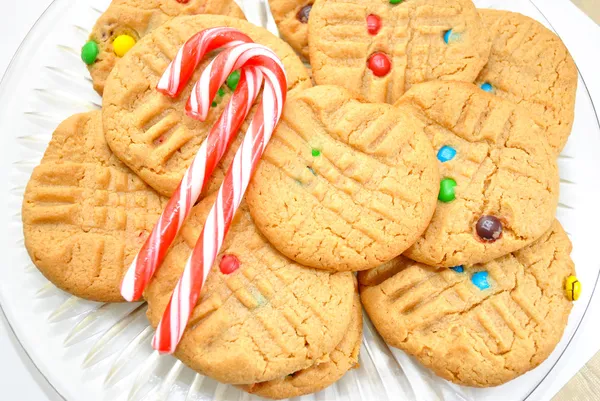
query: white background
1 4 63 401
1 1 599 400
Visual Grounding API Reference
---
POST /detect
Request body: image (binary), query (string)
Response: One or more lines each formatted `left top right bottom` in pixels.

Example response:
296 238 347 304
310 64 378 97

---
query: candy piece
297 4 312 23
390 0 403 3
312 148 321 157
451 266 464 273
437 145 456 163
211 101 217 107
122 28 257 303
218 87 226 97
176 0 190 3
219 254 240 274
471 271 490 290
81 41 99 65
367 14 382 35
367 52 391 77
444 29 459 44
151 42 288 354
113 35 136 57
227 70 241 91
480 82 493 93
438 178 457 202
476 215 503 242
565 275 581 301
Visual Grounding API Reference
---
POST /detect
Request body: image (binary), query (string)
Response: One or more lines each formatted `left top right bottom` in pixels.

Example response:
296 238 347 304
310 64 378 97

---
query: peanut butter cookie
145 194 355 384
22 111 167 302
476 9 577 155
268 0 313 59
359 220 575 387
308 0 491 103
84 0 245 94
396 81 559 267
103 15 312 197
246 85 439 271
240 289 362 399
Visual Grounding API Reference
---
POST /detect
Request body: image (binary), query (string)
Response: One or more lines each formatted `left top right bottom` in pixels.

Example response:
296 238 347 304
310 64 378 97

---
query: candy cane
121 69 262 302
156 27 253 98
186 42 285 120
152 51 287 354
121 29 259 302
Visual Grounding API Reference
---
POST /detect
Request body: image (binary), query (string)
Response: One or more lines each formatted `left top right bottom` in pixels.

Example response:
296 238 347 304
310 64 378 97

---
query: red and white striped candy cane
120 68 262 301
156 27 252 98
152 49 287 354
120 29 260 302
186 42 285 120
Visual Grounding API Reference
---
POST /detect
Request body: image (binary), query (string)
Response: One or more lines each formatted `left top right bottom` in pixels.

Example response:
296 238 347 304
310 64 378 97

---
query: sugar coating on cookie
145 194 355 385
86 0 245 94
268 0 313 60
308 0 492 104
246 85 439 272
240 289 362 399
396 81 559 267
102 15 312 197
359 220 575 387
22 111 167 302
476 10 577 155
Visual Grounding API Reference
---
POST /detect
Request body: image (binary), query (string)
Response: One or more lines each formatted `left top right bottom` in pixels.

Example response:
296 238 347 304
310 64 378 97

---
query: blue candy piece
451 266 464 273
255 293 267 307
471 271 490 290
437 146 457 163
444 29 459 44
480 82 493 93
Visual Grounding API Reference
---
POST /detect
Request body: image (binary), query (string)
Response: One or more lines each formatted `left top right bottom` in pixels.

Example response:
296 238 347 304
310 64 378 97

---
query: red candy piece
176 0 190 3
367 15 382 35
367 52 391 77
219 254 240 275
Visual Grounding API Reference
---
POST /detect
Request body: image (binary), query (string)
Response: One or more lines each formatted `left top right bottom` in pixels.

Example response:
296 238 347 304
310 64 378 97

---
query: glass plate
1 0 598 400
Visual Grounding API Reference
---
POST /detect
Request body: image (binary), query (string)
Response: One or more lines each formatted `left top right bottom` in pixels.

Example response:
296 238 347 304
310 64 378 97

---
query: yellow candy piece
565 275 581 301
113 35 136 57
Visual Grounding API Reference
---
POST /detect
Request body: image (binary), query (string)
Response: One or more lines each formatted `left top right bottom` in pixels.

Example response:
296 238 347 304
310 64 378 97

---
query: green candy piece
438 178 457 202
389 0 403 4
218 87 226 97
312 148 321 157
227 70 241 91
81 41 99 65
211 101 218 108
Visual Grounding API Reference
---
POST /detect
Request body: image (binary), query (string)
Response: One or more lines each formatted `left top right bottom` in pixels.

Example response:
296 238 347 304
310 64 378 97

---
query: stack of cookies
21 0 580 398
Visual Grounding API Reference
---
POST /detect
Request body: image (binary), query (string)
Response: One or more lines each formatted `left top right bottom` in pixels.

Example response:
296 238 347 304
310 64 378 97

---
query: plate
1 0 598 400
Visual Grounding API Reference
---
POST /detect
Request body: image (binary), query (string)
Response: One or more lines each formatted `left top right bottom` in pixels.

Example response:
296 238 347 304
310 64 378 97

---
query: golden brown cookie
475 10 577 155
268 0 313 60
145 194 355 385
395 81 559 267
103 15 312 197
246 85 439 272
240 289 362 399
22 111 167 302
359 220 575 387
308 0 491 104
85 0 245 95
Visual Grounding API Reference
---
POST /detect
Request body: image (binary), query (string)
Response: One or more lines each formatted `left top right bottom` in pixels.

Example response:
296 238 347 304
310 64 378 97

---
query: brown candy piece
297 4 312 23
476 215 503 242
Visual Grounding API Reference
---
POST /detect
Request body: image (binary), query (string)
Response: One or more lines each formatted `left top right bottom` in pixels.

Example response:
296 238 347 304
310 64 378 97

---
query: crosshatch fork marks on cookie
22 111 168 302
247 85 439 271
359 220 574 387
310 0 490 104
